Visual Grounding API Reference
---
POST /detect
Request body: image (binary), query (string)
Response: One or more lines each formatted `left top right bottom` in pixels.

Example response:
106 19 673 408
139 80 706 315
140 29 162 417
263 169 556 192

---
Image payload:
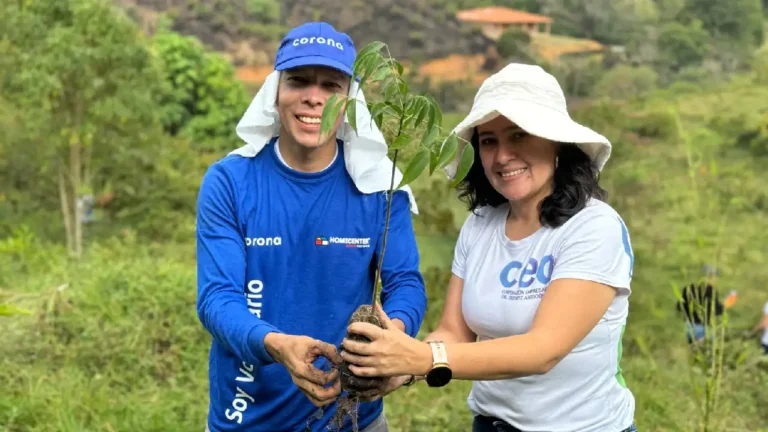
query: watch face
427 366 452 387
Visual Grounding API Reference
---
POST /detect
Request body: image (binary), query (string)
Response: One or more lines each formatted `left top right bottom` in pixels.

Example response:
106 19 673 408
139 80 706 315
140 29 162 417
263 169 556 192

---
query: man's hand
357 375 412 402
265 333 343 406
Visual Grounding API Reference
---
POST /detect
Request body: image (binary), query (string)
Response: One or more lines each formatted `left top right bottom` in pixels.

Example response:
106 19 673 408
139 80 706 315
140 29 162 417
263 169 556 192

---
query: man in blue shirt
196 22 427 432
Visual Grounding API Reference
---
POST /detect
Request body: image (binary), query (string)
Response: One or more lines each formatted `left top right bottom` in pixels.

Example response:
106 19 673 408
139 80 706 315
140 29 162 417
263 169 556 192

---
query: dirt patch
235 65 274 84
530 33 605 61
416 53 490 85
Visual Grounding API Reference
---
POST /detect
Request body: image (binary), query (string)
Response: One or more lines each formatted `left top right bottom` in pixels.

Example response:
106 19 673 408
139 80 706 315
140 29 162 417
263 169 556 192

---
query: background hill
2 0 768 431
117 0 495 66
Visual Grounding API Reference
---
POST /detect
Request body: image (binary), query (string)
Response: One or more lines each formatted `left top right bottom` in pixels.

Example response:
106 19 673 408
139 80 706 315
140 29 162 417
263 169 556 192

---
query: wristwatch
425 341 452 387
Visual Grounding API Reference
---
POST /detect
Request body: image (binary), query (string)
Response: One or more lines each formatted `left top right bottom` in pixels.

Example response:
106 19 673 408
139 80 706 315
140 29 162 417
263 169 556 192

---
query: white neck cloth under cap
230 70 418 214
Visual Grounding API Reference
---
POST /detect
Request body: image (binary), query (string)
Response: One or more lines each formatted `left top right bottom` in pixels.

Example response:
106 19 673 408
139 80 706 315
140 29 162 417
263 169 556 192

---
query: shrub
496 28 532 60
627 107 680 140
657 20 711 72
0 235 209 431
593 65 659 100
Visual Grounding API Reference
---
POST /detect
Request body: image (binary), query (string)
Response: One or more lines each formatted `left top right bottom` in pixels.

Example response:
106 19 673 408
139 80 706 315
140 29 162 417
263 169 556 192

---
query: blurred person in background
750 299 768 355
676 265 727 344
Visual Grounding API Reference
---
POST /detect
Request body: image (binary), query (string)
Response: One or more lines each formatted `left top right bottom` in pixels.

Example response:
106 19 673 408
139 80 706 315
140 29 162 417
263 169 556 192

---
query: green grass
2 78 768 431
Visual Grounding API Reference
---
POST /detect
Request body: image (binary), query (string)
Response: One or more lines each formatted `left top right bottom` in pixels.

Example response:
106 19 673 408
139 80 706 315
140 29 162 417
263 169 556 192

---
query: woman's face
476 115 558 204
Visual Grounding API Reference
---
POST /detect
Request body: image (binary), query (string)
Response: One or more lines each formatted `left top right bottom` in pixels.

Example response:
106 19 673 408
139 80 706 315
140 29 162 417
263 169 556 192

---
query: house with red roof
456 6 552 40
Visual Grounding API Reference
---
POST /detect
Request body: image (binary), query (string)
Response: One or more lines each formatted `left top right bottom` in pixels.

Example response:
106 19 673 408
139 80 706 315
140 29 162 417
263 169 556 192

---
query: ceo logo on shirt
499 255 555 289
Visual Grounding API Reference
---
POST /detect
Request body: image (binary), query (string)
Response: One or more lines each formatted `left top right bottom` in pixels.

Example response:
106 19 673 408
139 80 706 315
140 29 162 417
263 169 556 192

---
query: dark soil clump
329 304 385 432
340 305 384 392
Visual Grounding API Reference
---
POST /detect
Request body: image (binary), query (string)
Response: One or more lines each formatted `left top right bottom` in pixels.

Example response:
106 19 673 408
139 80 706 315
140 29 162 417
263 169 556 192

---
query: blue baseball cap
274 22 356 76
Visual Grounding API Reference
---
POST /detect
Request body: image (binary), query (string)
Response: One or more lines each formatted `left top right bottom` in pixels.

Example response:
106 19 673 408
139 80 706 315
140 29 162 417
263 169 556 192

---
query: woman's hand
341 303 432 378
357 375 413 402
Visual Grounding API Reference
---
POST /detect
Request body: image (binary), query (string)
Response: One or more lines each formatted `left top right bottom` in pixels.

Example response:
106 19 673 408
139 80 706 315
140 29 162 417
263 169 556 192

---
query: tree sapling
318 41 474 431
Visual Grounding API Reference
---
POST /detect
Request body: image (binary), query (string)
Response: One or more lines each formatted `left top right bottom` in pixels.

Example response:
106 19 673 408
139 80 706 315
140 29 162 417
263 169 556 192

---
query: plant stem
58 168 74 256
370 112 405 306
370 149 399 307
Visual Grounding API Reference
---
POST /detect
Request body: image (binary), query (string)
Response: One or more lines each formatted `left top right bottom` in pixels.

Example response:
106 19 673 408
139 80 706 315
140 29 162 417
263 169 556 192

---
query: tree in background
677 0 765 70
0 0 164 258
246 0 280 22
496 28 535 63
539 0 642 45
592 65 659 100
679 0 764 48
657 20 711 72
151 30 251 153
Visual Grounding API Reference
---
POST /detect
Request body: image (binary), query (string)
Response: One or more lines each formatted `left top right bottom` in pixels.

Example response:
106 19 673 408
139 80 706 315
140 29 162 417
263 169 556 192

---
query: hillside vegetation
2 75 768 431
2 0 768 431
119 0 495 67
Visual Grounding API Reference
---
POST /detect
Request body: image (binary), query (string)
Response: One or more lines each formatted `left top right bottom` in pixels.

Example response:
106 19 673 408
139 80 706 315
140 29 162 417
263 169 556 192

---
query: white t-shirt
453 198 635 432
762 302 768 346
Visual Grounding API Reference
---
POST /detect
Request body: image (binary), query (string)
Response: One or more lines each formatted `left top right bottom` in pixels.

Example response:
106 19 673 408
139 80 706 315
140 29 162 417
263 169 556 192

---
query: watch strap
428 341 449 366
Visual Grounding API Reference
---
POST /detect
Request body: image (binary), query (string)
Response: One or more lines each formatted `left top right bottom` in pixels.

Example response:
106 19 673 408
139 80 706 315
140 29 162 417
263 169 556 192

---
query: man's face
276 66 350 149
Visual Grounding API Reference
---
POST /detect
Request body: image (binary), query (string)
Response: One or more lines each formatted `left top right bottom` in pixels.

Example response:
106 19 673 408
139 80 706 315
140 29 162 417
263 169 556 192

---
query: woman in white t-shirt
340 64 637 432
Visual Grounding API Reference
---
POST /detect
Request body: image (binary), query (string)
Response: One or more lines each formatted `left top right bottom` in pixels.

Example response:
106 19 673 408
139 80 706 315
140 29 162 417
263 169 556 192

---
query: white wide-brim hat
444 63 612 179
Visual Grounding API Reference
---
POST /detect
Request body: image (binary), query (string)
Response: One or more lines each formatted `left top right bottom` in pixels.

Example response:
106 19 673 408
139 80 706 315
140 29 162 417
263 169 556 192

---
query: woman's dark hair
456 129 607 228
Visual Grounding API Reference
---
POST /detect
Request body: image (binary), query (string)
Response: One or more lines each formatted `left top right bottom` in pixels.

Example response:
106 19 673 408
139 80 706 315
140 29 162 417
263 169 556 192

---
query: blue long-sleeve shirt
196 137 427 432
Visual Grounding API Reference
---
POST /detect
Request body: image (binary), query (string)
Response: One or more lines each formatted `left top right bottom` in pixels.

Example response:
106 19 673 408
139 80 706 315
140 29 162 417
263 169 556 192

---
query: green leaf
413 98 429 130
374 112 384 129
354 45 383 70
357 41 386 62
385 102 403 117
398 149 429 189
347 98 357 135
429 147 440 174
0 304 32 317
410 97 429 130
368 101 386 117
372 63 390 82
422 125 440 149
425 102 437 136
450 144 475 187
383 76 400 100
437 134 459 169
391 134 411 150
353 51 375 77
433 102 443 131
320 93 343 140
361 54 386 86
398 81 408 98
400 98 417 129
425 95 442 133
393 60 404 76
353 52 370 74
369 102 388 128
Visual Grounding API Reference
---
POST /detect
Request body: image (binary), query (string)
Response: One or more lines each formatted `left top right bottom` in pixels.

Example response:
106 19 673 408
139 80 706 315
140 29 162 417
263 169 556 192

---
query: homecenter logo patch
316 236 370 248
